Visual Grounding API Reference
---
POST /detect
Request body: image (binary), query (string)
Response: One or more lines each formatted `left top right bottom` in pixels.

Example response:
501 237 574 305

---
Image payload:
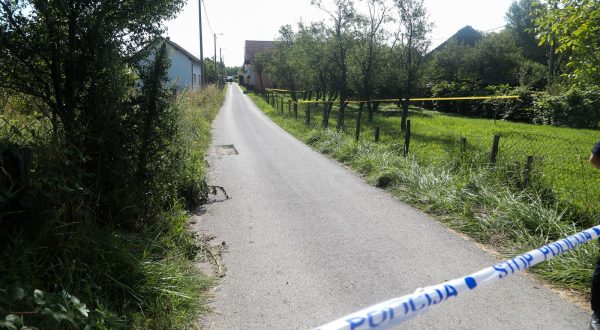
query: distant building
243 40 275 91
144 38 202 91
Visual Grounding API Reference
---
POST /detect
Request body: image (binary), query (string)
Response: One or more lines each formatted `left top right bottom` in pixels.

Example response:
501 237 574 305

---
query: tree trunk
322 101 331 128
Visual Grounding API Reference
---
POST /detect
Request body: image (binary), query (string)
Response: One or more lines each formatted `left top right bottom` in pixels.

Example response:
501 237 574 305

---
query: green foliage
0 287 96 329
1 0 226 328
430 81 485 115
428 31 524 87
505 0 548 64
532 85 600 128
518 59 547 89
203 58 224 85
0 87 223 329
534 0 600 84
225 66 241 76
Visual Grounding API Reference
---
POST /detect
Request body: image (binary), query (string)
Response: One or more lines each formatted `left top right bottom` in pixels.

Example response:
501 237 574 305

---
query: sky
165 0 516 67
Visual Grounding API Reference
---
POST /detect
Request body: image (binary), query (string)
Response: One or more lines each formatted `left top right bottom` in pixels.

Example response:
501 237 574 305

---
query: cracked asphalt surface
198 84 588 329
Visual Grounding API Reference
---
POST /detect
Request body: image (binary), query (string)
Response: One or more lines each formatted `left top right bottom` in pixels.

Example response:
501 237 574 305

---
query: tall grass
248 90 600 294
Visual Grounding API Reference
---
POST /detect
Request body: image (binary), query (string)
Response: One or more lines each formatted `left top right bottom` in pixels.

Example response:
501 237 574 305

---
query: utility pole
214 33 217 84
198 0 204 86
220 47 223 85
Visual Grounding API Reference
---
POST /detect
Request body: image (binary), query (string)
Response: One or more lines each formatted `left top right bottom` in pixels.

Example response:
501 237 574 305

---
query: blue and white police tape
314 225 600 330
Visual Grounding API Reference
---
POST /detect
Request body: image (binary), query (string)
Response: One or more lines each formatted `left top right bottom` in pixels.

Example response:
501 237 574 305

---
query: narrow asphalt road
198 84 588 329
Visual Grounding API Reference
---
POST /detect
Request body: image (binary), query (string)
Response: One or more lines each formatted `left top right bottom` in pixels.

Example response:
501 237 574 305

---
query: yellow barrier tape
295 96 518 104
269 95 519 105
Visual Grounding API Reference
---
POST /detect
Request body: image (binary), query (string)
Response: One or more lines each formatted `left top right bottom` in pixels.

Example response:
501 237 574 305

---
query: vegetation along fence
260 88 600 227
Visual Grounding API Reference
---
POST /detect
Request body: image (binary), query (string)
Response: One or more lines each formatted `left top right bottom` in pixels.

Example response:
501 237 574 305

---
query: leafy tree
534 0 600 84
427 31 524 87
312 0 359 131
268 25 304 113
470 31 523 86
0 0 184 224
253 52 270 92
506 0 548 64
393 0 432 130
350 0 390 122
225 66 241 76
426 39 477 83
296 22 340 126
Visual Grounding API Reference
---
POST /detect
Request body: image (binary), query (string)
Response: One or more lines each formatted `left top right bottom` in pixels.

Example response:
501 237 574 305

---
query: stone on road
198 84 588 329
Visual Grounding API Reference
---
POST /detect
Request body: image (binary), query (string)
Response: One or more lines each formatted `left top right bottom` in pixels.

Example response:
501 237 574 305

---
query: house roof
165 38 202 64
429 25 483 54
244 40 275 65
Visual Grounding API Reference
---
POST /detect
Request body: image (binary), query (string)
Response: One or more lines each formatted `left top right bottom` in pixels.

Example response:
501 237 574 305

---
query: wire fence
259 90 600 225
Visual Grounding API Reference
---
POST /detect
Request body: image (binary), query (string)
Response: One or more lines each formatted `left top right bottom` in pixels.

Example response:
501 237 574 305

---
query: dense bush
532 85 600 129
492 86 536 123
430 81 486 115
0 85 223 329
429 82 600 130
0 40 225 326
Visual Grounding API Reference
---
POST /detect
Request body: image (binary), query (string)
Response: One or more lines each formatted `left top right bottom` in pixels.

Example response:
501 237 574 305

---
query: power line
201 0 214 35
482 25 506 33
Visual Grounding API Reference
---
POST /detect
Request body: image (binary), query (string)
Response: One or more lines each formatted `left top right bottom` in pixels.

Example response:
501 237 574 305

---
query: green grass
248 89 600 295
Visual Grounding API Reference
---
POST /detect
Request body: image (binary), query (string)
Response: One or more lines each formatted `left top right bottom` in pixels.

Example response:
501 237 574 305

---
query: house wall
143 41 202 91
167 43 193 90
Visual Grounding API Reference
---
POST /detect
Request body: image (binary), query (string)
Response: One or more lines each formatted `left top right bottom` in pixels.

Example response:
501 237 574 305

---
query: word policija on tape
314 225 600 330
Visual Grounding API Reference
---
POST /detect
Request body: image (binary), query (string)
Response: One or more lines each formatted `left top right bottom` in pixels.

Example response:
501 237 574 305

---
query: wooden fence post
355 102 363 143
524 155 534 186
490 134 500 167
460 137 467 157
306 102 311 127
293 101 298 119
374 127 380 142
403 120 411 157
281 97 284 114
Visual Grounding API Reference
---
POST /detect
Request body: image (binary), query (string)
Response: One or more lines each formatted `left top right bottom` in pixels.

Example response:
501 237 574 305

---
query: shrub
490 86 536 123
430 81 486 116
532 85 600 129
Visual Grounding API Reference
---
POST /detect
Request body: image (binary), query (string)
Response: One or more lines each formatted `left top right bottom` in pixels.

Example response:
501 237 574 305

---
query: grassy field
266 93 600 226
249 89 600 294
